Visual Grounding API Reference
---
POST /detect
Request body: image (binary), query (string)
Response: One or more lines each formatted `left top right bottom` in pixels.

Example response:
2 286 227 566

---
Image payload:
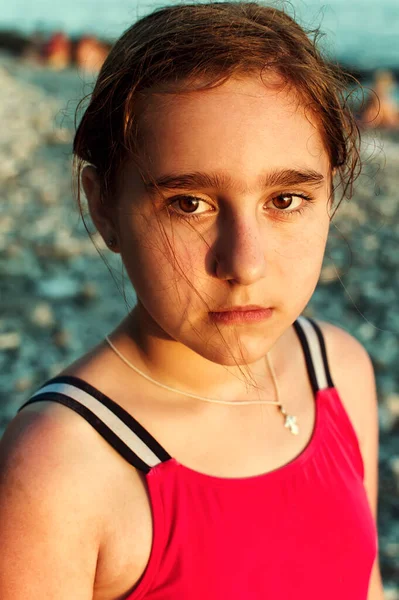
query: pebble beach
0 52 398 594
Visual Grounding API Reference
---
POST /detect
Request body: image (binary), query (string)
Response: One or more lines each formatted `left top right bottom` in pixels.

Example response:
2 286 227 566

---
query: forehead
135 76 330 184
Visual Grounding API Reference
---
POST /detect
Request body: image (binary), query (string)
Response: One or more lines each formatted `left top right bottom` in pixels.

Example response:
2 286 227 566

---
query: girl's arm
320 322 385 600
0 404 105 599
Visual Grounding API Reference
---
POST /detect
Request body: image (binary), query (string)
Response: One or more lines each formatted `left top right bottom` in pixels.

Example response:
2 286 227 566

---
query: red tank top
20 316 377 599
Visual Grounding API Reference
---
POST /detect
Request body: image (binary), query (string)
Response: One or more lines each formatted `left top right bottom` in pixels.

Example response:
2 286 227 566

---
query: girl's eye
169 195 212 217
267 193 311 216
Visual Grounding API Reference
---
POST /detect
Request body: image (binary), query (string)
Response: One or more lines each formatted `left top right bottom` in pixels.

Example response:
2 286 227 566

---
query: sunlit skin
84 75 333 402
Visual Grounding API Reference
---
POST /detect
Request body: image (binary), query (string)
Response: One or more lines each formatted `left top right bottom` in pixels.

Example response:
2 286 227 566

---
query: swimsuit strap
18 375 171 474
293 316 334 395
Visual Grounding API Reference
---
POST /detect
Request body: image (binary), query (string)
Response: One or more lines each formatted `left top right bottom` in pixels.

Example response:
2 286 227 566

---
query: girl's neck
109 307 295 403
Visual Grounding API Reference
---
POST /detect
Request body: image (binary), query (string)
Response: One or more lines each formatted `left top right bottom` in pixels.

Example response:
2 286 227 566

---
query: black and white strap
18 376 171 474
294 316 334 394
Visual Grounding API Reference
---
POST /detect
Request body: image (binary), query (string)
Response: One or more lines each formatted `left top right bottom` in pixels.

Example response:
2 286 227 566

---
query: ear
81 165 120 253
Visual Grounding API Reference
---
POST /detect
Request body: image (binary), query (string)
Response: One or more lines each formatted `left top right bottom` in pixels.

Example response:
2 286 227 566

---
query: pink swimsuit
20 316 377 599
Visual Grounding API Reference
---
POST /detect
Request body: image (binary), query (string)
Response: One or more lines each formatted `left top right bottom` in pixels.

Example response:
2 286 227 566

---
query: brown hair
73 1 363 377
73 1 361 214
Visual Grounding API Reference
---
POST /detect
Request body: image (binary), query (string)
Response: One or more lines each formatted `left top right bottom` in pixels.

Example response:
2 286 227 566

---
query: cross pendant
284 414 299 435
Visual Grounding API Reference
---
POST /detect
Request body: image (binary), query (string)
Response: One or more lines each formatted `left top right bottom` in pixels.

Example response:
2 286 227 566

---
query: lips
209 306 273 324
212 305 269 312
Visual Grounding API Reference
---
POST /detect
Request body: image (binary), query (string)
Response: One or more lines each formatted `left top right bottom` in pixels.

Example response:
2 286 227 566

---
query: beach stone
52 328 70 349
379 403 399 433
52 237 85 259
357 322 377 342
0 157 18 180
38 276 80 299
0 332 21 350
4 243 23 258
79 281 98 302
389 456 399 481
14 376 33 393
384 586 399 600
379 406 393 433
363 234 380 251
30 302 55 328
378 197 398 218
362 279 385 303
320 264 341 283
384 541 399 559
381 389 399 425
39 188 58 205
386 395 399 419
0 214 13 234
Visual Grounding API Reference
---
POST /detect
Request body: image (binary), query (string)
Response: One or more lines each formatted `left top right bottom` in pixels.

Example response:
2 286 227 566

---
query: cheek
279 217 329 289
120 218 208 310
144 225 206 280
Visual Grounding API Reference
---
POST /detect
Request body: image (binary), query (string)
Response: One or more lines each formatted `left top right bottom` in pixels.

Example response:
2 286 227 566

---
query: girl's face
112 76 332 365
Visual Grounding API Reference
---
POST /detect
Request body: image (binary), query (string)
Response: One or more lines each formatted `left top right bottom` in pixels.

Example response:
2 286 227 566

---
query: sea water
2 0 399 68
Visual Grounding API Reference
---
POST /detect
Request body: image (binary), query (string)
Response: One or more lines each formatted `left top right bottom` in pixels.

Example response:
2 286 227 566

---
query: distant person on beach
43 31 71 69
359 69 399 129
0 3 384 599
75 35 109 73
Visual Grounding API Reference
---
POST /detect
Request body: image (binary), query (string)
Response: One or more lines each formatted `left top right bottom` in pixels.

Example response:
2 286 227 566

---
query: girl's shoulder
0 397 104 596
1 368 145 500
315 319 378 450
0 392 151 598
316 318 375 376
0 395 116 522
1 337 149 536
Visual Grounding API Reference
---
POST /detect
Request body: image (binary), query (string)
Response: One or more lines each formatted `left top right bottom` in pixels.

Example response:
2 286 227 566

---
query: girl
0 3 385 599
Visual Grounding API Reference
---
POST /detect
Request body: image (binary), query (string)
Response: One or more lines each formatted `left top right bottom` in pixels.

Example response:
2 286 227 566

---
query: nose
213 213 267 286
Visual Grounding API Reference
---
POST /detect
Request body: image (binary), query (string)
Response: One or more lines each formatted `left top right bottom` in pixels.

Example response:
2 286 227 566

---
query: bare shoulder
316 319 375 378
0 402 123 598
0 398 141 529
0 395 153 599
1 398 110 480
315 319 378 447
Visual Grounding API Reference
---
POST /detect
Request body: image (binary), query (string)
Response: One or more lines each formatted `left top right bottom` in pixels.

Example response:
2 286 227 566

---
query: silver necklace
105 336 299 435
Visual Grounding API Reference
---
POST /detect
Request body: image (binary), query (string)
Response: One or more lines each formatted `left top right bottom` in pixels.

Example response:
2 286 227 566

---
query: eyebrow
144 168 325 193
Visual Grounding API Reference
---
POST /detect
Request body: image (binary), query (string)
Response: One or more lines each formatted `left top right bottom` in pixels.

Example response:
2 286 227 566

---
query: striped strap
18 376 171 474
294 316 334 394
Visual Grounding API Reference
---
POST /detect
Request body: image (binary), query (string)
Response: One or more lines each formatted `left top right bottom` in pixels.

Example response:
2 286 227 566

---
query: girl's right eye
168 195 214 218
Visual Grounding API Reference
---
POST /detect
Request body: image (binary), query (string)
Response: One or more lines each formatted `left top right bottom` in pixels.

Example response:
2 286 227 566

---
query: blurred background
0 0 398 594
